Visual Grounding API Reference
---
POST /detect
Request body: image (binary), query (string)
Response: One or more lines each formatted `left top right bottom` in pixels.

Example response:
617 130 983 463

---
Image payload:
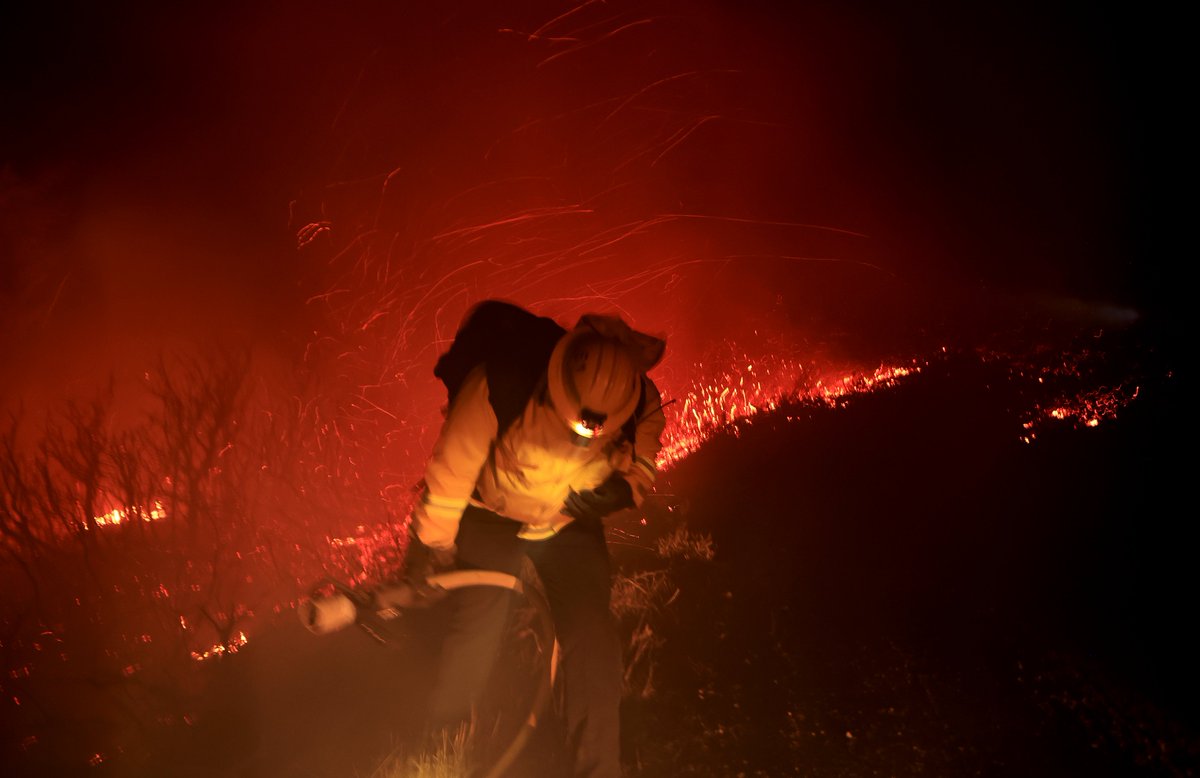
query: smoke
2 1 1156 430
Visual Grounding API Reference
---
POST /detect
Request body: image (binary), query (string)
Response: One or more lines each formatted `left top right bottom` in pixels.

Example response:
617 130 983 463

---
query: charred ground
621 344 1193 777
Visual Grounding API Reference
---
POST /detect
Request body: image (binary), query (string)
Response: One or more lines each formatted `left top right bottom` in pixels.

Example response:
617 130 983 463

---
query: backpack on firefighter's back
433 299 649 441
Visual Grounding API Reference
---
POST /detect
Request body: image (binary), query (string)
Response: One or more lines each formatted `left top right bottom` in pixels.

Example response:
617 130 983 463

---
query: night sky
1 1 1178 405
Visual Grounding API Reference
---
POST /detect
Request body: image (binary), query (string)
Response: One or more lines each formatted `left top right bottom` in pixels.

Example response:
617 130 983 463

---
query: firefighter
405 308 666 778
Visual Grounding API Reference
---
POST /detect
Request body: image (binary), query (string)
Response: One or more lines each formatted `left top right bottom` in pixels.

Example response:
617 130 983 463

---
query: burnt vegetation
616 358 1193 777
0 350 393 774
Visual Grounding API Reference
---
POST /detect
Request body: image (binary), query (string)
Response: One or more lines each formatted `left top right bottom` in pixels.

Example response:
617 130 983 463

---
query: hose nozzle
298 592 358 635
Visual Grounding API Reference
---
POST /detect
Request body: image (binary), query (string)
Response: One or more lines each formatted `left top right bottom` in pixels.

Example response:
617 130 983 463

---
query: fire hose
298 571 558 778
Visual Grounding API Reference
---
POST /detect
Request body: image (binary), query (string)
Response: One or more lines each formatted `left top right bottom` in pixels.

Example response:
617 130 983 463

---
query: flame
1020 384 1139 443
90 501 167 529
657 356 923 468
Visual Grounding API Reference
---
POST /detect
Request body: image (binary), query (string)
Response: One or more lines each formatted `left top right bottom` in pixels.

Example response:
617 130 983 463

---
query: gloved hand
402 535 457 606
562 473 635 525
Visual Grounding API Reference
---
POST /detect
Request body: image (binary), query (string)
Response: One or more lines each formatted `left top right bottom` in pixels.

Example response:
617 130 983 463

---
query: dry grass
611 570 676 700
371 725 472 778
608 524 717 699
654 526 715 561
610 569 676 620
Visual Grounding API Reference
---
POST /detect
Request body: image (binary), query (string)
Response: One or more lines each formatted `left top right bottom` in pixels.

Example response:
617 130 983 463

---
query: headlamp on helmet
569 408 609 442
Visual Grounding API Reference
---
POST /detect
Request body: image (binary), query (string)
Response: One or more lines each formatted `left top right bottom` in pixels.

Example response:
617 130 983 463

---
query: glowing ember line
1019 383 1139 443
190 632 247 662
89 501 167 529
657 358 922 469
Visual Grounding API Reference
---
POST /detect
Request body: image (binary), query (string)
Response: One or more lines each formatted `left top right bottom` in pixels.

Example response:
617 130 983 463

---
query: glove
562 473 635 525
402 535 457 606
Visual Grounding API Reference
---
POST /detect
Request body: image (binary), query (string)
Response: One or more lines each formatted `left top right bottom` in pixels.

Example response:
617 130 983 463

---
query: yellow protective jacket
412 365 666 549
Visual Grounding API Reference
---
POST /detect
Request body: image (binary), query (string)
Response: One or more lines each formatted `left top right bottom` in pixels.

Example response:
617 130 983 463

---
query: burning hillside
0 0 1182 775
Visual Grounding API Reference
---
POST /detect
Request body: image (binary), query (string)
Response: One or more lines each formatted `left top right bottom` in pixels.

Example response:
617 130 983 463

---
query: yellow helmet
547 329 641 441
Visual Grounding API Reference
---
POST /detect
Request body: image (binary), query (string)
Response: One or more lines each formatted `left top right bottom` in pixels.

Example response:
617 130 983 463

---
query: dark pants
429 506 622 778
